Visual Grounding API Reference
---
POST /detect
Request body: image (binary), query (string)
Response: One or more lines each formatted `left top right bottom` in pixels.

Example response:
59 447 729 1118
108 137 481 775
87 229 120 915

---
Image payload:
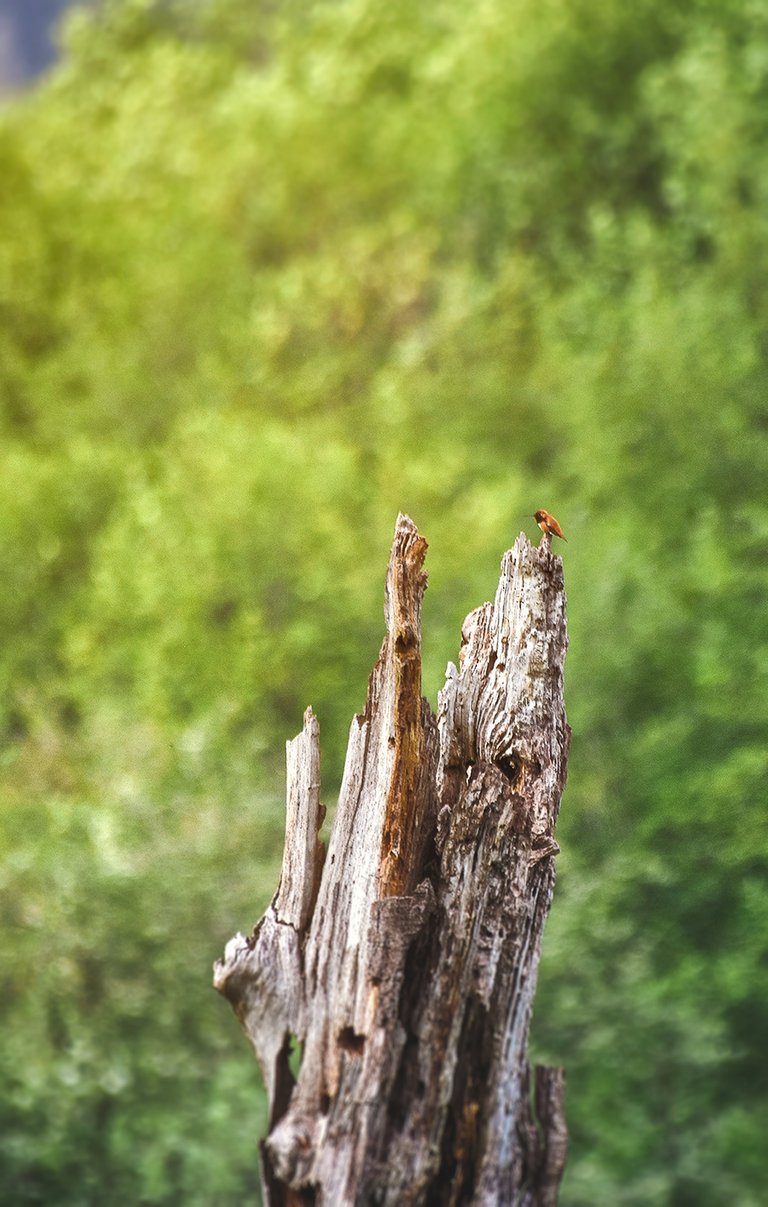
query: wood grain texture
214 515 570 1206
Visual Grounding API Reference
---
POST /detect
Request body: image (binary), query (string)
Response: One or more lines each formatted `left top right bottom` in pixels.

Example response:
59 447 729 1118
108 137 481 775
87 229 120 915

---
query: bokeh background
2 0 768 1203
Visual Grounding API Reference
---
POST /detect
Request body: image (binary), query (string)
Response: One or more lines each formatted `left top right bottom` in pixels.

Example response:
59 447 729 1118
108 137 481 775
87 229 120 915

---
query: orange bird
532 509 567 542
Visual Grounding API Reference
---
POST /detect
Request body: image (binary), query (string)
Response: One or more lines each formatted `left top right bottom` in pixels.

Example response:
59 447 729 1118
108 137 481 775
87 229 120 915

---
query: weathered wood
214 514 570 1206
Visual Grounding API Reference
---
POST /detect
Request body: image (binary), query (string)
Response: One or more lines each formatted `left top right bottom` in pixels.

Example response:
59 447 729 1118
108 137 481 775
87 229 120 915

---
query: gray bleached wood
214 514 570 1206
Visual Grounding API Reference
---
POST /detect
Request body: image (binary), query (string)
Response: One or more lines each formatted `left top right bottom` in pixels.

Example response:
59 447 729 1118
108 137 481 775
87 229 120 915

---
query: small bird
532 509 567 542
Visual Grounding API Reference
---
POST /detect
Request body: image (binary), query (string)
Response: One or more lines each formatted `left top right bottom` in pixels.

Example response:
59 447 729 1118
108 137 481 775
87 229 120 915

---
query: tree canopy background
2 0 767 1202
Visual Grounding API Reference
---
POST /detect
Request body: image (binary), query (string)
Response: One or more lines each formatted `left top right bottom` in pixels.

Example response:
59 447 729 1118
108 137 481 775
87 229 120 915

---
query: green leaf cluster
1 0 767 1201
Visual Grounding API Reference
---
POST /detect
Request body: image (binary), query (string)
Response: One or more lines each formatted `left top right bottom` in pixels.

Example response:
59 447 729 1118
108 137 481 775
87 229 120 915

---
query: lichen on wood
214 513 570 1206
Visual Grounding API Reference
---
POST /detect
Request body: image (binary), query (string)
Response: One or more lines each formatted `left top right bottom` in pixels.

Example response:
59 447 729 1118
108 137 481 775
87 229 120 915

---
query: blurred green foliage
1 0 767 1201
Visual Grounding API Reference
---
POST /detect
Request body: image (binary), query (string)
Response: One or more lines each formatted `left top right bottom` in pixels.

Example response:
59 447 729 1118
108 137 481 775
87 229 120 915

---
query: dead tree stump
214 513 570 1206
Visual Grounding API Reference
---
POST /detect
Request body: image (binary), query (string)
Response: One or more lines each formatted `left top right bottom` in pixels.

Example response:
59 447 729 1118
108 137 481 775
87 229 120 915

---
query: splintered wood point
214 516 570 1206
